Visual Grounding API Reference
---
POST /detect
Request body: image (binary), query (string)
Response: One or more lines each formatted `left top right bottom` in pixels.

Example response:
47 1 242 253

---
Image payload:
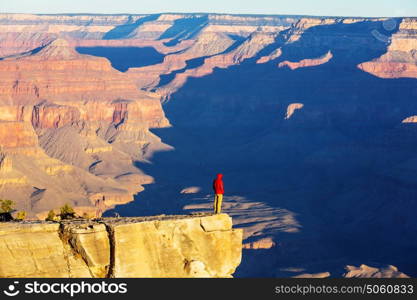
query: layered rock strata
0 214 243 278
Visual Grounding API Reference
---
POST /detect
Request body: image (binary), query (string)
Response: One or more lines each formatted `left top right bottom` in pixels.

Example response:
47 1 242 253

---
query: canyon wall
0 214 243 278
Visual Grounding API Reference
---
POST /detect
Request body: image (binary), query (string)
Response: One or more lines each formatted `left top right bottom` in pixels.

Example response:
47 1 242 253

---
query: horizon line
0 12 416 19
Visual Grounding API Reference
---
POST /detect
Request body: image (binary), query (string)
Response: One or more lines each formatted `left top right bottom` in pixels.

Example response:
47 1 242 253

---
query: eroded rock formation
0 214 243 278
358 18 417 78
290 265 410 278
1 13 374 216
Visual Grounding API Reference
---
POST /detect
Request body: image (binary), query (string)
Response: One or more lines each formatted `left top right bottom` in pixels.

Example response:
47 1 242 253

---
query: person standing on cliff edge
213 173 224 214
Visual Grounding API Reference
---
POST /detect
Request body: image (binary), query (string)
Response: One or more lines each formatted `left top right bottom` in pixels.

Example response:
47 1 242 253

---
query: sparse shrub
45 210 56 221
15 211 26 221
59 203 75 219
0 199 14 213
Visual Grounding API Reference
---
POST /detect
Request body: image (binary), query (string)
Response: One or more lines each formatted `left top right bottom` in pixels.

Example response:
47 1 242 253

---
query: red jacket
213 173 224 194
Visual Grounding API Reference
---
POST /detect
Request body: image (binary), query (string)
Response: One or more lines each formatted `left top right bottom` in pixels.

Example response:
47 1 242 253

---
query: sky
0 0 416 17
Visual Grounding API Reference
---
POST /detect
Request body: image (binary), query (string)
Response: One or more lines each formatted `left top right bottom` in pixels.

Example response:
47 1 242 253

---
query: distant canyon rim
0 13 417 277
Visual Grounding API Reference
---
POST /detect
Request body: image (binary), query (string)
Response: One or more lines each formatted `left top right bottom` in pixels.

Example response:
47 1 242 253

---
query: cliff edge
0 213 243 278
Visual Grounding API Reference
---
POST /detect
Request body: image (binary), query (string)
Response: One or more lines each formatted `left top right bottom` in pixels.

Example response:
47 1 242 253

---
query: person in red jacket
213 173 224 214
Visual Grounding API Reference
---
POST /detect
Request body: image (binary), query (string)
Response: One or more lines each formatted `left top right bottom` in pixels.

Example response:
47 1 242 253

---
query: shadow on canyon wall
107 19 417 277
76 46 165 72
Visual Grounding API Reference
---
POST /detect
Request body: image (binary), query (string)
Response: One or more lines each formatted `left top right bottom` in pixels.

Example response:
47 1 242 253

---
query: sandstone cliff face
0 214 243 278
402 115 417 123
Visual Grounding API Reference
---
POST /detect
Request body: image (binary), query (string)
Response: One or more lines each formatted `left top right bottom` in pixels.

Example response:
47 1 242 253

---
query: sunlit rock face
402 115 417 123
279 51 333 70
0 214 242 278
358 18 417 78
0 38 157 105
343 265 410 278
291 264 410 278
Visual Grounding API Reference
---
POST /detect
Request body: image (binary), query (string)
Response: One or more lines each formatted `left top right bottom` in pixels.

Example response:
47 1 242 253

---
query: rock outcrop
0 38 155 104
279 51 333 70
285 103 304 120
0 214 243 278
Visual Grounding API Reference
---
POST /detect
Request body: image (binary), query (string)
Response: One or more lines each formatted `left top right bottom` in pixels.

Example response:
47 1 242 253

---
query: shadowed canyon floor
1 13 417 277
